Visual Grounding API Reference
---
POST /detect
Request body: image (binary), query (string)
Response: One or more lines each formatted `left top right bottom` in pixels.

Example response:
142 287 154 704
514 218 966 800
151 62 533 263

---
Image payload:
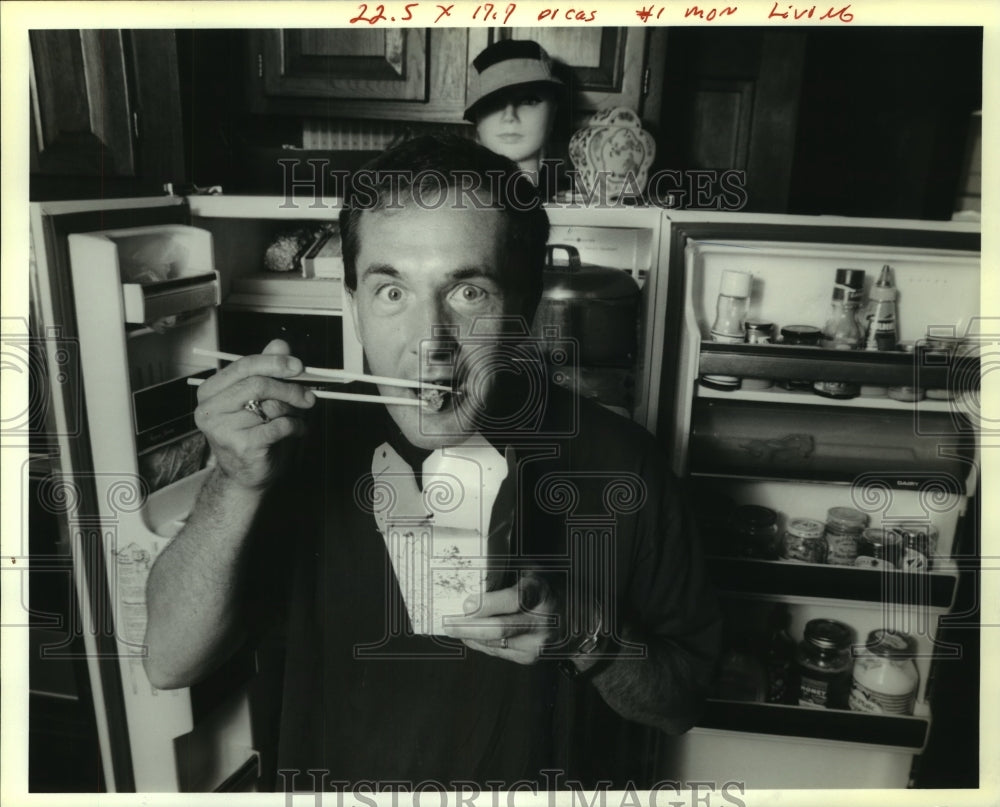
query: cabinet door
29 29 186 200
30 29 136 177
260 29 427 101
249 28 474 122
495 28 659 124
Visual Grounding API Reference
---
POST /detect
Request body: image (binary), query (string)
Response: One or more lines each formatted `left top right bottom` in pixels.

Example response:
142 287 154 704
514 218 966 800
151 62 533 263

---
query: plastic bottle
814 269 865 400
849 630 919 715
864 265 898 351
860 265 898 396
701 270 752 391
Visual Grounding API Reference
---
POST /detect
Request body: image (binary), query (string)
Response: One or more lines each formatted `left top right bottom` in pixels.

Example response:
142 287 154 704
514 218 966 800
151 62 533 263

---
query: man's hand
193 339 316 491
443 574 560 665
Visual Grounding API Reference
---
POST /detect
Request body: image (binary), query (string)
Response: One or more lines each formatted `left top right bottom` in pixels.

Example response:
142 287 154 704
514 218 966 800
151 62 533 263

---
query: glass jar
779 325 823 391
729 505 780 559
848 629 919 715
743 321 775 390
824 507 868 566
885 522 938 572
857 527 904 570
781 518 828 564
814 268 866 399
796 618 854 709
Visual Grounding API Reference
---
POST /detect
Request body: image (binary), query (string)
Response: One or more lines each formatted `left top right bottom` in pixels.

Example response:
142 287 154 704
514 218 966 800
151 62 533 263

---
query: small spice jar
848 629 919 715
796 618 854 709
778 325 823 391
824 507 868 566
781 517 828 564
857 527 904 569
743 321 775 390
923 334 964 400
886 522 938 572
729 505 780 559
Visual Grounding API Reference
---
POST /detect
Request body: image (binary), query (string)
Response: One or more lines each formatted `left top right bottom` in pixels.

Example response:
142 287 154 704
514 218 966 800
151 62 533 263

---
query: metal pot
533 244 640 367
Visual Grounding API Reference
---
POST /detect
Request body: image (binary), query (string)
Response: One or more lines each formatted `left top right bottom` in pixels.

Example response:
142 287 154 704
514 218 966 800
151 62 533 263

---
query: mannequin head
465 40 563 177
473 86 558 173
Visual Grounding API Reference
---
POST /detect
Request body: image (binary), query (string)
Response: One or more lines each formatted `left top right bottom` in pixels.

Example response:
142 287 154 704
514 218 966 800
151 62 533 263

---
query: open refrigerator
26 193 669 791
649 211 981 789
26 194 980 791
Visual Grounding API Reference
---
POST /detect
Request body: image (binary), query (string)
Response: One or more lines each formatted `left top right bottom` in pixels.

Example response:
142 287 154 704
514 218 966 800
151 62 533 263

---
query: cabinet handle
257 52 263 79
132 111 140 141
642 66 651 99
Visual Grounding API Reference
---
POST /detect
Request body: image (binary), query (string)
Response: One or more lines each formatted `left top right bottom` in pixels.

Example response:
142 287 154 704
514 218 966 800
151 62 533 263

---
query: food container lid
834 268 866 290
804 618 852 650
732 504 778 528
780 325 823 344
855 556 892 570
543 245 639 300
861 527 903 546
865 629 917 657
745 320 774 332
887 522 939 540
719 269 752 298
826 507 869 530
786 518 826 539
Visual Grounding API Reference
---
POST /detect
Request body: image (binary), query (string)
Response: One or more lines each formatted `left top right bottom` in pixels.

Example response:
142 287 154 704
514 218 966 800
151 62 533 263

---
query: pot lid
542 244 640 300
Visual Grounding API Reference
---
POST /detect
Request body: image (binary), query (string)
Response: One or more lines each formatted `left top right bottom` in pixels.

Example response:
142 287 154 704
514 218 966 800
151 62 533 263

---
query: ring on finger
244 398 271 424
499 636 509 650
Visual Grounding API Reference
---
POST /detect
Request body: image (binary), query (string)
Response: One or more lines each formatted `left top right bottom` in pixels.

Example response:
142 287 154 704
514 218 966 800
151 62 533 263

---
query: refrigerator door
29 196 258 792
653 211 980 788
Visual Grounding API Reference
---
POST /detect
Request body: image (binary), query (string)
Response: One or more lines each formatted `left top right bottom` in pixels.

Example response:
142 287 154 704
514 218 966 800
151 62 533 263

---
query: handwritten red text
768 2 854 22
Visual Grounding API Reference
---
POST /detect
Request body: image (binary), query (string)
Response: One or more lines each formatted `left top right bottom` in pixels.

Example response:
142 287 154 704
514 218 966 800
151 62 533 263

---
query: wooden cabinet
494 27 665 127
29 30 186 200
248 28 485 122
246 27 664 127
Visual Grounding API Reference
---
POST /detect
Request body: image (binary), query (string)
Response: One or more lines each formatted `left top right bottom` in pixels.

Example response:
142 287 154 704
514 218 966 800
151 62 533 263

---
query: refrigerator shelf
688 398 975 486
705 556 957 609
698 700 929 750
696 384 960 412
698 341 977 391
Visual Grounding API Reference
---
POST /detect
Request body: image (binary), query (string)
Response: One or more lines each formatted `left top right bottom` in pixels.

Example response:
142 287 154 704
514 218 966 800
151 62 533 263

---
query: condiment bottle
729 504 780 559
863 265 898 351
742 321 775 390
814 269 865 400
701 270 752 391
860 273 892 396
779 325 823 391
824 506 869 566
849 629 919 715
763 604 798 704
857 263 891 410
781 517 828 564
857 527 904 569
886 522 938 572
795 618 854 709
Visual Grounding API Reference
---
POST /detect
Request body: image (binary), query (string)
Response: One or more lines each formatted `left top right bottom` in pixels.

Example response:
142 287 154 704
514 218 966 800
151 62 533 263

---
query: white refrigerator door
29 196 258 792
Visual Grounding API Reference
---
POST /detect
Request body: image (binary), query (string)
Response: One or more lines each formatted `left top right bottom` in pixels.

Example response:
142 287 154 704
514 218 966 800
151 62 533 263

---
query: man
144 136 721 790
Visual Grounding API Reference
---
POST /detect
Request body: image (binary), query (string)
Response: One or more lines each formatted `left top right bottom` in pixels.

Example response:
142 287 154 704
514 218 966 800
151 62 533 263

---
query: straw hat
464 40 564 122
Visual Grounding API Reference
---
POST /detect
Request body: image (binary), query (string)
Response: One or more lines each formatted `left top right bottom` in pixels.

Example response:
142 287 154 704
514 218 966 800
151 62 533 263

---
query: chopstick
186 376 426 407
192 348 451 392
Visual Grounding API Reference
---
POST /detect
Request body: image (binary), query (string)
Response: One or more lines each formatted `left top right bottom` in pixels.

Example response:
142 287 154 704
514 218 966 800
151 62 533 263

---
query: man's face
349 192 517 449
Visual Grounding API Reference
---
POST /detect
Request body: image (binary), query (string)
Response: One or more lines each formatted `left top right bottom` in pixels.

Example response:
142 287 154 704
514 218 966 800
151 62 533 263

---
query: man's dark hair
339 135 550 319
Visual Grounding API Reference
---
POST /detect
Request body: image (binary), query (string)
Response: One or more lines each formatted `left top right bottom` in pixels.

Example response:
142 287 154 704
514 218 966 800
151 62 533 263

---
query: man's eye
518 95 542 107
376 285 404 303
449 284 488 305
